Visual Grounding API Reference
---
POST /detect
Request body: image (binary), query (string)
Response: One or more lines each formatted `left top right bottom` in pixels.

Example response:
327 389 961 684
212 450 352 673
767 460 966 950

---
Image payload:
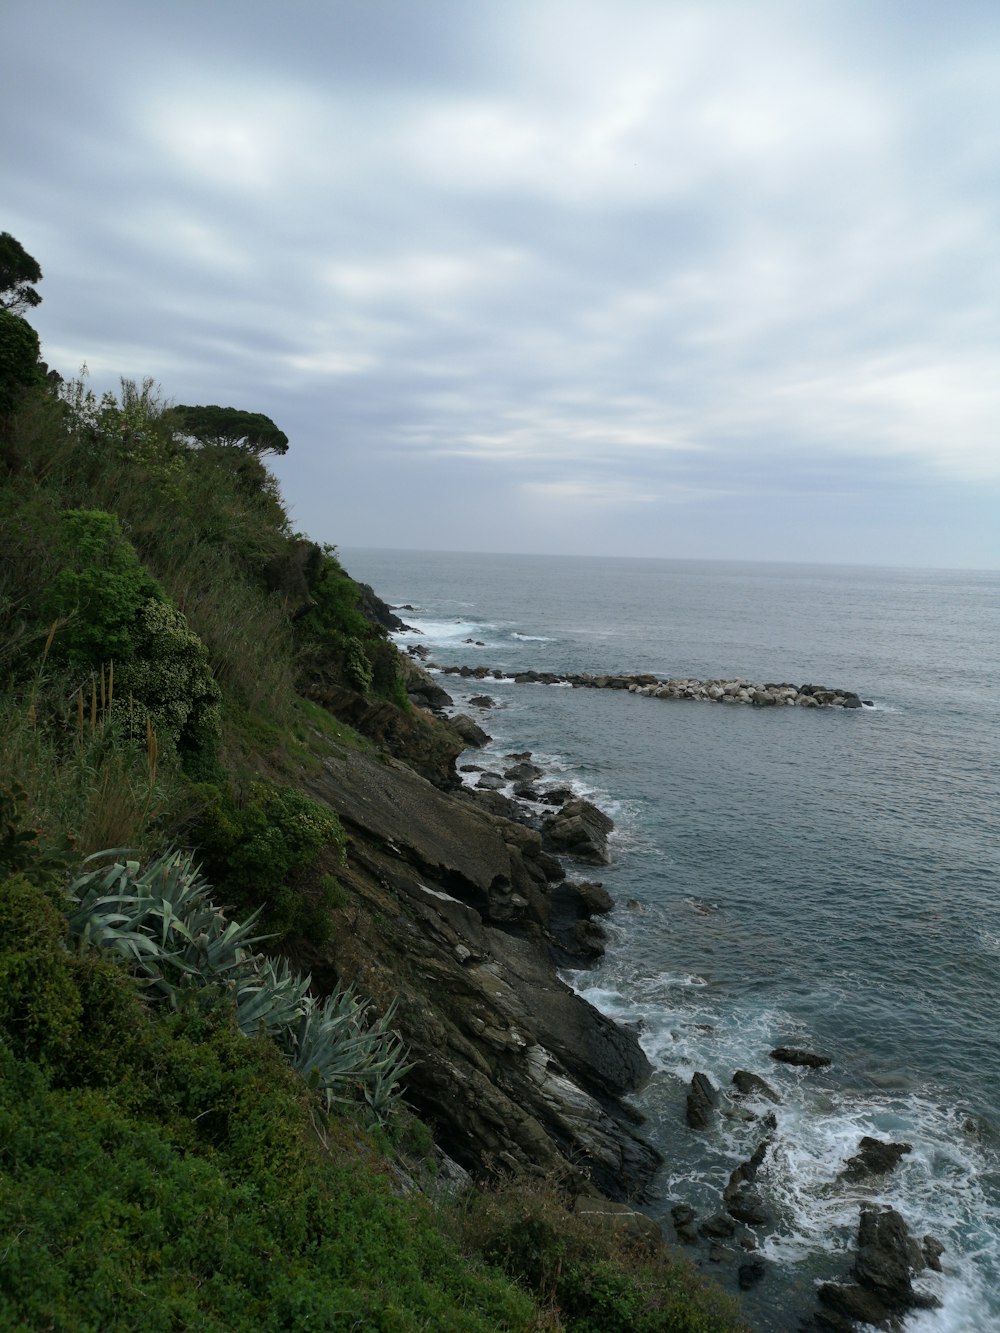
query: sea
342 547 1000 1333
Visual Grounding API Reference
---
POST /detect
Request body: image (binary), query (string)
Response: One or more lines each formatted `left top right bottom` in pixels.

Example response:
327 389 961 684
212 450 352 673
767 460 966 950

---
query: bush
114 596 221 767
189 779 346 939
0 309 41 416
41 508 164 666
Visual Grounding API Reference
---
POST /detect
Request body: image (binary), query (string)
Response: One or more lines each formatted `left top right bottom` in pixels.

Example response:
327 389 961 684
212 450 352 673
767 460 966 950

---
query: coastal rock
732 1070 781 1103
398 654 454 712
476 772 506 790
686 1071 719 1130
542 798 614 864
301 745 660 1199
504 760 544 782
770 1046 832 1068
450 714 491 748
840 1136 913 1183
468 694 495 708
815 1205 942 1330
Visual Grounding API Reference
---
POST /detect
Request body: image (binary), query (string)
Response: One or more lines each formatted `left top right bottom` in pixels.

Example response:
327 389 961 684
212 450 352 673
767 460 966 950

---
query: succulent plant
66 849 409 1122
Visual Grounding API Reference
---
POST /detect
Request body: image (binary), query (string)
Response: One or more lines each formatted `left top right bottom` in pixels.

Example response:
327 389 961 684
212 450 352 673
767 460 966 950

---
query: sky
4 0 1000 569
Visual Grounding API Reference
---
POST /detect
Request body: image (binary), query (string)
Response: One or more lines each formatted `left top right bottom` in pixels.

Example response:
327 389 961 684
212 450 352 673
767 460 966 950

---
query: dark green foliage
0 232 42 314
176 403 290 456
42 509 164 666
114 597 221 766
296 546 409 704
0 309 41 415
0 876 536 1332
189 779 346 939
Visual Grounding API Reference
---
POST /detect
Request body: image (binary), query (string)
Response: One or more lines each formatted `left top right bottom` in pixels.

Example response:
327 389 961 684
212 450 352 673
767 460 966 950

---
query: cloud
4 0 1000 566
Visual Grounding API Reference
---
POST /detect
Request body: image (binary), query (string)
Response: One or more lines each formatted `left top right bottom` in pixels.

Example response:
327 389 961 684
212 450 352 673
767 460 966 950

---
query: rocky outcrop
815 1205 942 1330
840 1137 912 1183
299 743 660 1201
686 1072 719 1130
542 799 614 864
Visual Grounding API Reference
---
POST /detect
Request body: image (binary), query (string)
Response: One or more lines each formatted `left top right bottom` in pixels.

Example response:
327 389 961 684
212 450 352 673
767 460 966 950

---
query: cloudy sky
5 0 1000 568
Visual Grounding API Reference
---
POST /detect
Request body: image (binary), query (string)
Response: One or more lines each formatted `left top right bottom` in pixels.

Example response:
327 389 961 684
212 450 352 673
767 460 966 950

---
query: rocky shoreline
368 642 948 1330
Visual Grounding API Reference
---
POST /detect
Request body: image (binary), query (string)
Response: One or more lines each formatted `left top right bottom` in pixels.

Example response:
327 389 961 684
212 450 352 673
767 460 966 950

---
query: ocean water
342 548 1000 1332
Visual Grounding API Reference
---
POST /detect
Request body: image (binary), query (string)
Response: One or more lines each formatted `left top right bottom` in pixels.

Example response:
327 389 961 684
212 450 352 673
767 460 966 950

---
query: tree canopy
175 404 289 456
0 232 43 315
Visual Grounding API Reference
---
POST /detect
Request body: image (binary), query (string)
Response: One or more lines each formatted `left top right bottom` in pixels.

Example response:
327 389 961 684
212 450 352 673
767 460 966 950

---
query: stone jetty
435 661 869 710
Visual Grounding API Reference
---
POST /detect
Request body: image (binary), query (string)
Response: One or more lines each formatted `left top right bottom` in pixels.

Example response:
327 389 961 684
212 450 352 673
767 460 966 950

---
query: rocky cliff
292 715 661 1203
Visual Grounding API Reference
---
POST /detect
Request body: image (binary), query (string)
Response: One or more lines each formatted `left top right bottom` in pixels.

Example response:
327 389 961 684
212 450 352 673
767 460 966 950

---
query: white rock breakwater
435 660 871 709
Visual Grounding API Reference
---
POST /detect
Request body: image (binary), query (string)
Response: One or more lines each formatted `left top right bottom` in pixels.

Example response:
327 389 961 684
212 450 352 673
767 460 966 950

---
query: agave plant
65 849 410 1123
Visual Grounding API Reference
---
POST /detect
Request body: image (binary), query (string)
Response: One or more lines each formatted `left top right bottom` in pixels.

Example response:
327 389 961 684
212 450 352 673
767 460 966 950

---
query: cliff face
294 739 661 1201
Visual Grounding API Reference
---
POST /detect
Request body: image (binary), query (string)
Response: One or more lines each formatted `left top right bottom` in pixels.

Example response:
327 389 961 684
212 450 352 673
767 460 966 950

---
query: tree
175 404 289 456
0 309 41 414
0 233 43 315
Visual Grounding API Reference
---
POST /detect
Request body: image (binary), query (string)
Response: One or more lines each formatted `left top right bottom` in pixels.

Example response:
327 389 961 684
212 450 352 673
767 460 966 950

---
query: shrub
113 596 221 767
41 508 164 666
0 309 41 415
189 779 345 939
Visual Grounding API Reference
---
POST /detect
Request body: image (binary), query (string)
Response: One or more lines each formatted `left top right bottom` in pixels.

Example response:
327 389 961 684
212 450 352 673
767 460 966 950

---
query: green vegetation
176 402 290 456
0 236 750 1331
0 230 42 314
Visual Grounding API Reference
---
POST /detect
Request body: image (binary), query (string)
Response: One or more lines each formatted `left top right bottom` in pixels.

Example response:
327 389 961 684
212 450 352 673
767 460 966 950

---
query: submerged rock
770 1046 832 1068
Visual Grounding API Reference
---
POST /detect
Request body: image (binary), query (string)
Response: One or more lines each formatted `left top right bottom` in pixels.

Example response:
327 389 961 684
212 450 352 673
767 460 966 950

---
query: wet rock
476 772 506 790
840 1136 913 1183
670 1201 701 1243
738 1258 767 1290
814 1204 943 1330
922 1235 945 1272
855 1205 919 1308
686 1071 718 1130
732 1070 781 1103
699 1212 737 1240
542 798 614 864
536 785 576 806
769 1046 832 1068
725 1186 771 1227
450 714 491 748
504 760 544 782
468 695 495 708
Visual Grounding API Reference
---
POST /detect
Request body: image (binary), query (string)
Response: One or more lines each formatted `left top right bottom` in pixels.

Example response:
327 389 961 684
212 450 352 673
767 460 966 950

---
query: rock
855 1205 919 1308
738 1259 767 1290
686 1071 718 1129
732 1070 781 1103
504 761 544 782
476 772 506 790
725 1186 770 1227
536 785 576 806
769 1046 832 1068
840 1136 913 1183
670 1202 700 1244
399 656 455 712
468 695 495 708
922 1235 945 1272
449 714 491 748
542 799 614 864
699 1213 736 1240
817 1281 893 1329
